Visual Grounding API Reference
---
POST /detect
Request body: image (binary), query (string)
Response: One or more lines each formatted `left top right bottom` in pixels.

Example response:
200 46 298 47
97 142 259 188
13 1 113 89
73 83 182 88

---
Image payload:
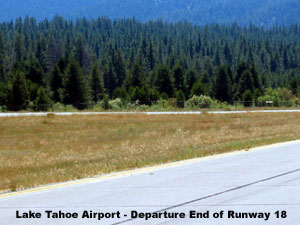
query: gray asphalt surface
1 109 300 117
0 141 300 225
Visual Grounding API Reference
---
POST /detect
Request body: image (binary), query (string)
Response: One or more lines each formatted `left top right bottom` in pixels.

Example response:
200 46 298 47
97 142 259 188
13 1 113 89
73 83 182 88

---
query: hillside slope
2 0 300 26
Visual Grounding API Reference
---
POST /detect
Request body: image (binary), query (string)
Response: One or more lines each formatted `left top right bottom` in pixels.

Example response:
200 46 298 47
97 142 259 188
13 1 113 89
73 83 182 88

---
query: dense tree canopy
0 16 300 110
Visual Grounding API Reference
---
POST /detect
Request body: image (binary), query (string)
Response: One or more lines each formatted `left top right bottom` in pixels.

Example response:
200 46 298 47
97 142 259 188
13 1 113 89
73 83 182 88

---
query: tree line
0 16 300 111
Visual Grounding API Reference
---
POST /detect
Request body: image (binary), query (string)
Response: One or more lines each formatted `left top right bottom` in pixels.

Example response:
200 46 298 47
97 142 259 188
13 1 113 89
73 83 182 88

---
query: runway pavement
0 141 300 224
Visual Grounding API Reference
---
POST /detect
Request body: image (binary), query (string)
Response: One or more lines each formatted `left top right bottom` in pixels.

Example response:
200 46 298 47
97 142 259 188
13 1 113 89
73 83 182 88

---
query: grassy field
0 112 300 193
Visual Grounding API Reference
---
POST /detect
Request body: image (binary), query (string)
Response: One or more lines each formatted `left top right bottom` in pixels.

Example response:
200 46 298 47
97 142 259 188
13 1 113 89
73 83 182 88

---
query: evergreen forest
1 16 300 111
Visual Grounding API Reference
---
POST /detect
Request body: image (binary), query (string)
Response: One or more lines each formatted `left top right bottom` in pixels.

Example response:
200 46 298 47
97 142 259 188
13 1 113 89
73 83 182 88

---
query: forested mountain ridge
1 17 300 111
1 0 300 26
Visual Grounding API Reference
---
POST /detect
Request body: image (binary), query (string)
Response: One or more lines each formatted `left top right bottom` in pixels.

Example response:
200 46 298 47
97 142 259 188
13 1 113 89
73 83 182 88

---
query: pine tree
176 90 185 108
50 65 63 102
184 69 196 98
26 58 44 85
0 32 5 81
223 42 232 65
64 33 72 58
113 50 126 87
36 34 48 72
283 47 289 71
64 59 90 108
46 35 62 72
191 81 205 97
103 61 117 97
0 82 9 107
14 33 25 62
11 71 29 110
113 87 128 100
250 64 262 91
141 38 147 58
155 64 174 97
242 89 253 107
74 34 90 74
236 69 255 99
130 86 150 103
290 78 298 95
235 62 248 84
215 65 233 103
57 57 70 73
131 62 145 87
147 41 155 70
34 87 51 111
90 64 104 102
74 34 85 68
172 64 184 91
214 49 221 66
200 72 213 96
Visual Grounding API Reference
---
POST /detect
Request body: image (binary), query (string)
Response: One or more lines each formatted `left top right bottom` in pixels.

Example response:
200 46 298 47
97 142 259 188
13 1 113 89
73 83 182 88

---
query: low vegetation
0 113 300 193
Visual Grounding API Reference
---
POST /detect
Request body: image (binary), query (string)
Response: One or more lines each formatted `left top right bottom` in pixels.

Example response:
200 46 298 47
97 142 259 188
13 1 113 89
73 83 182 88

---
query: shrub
108 98 123 110
150 99 174 110
92 101 104 111
124 102 136 110
50 102 76 112
51 102 65 111
278 88 293 101
65 105 77 112
293 97 300 106
257 95 280 107
185 95 214 109
277 88 293 107
27 101 35 111
137 104 150 111
210 100 234 110
0 106 7 112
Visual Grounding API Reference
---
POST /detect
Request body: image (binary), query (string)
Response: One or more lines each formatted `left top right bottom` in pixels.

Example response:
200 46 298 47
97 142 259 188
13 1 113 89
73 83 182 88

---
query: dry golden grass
0 113 300 192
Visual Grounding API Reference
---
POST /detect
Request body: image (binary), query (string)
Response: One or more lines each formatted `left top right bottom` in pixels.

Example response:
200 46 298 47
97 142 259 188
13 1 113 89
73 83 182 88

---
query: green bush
108 98 123 110
65 105 77 112
185 95 214 109
27 101 35 111
280 100 293 107
137 104 150 111
124 102 136 110
92 101 104 111
292 97 300 106
257 95 280 107
50 102 77 112
210 100 235 110
277 88 293 107
51 102 65 111
0 106 7 112
150 99 174 110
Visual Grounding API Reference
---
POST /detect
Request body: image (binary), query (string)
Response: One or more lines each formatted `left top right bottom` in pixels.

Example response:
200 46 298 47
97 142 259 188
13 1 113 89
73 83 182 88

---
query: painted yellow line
1 139 299 200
